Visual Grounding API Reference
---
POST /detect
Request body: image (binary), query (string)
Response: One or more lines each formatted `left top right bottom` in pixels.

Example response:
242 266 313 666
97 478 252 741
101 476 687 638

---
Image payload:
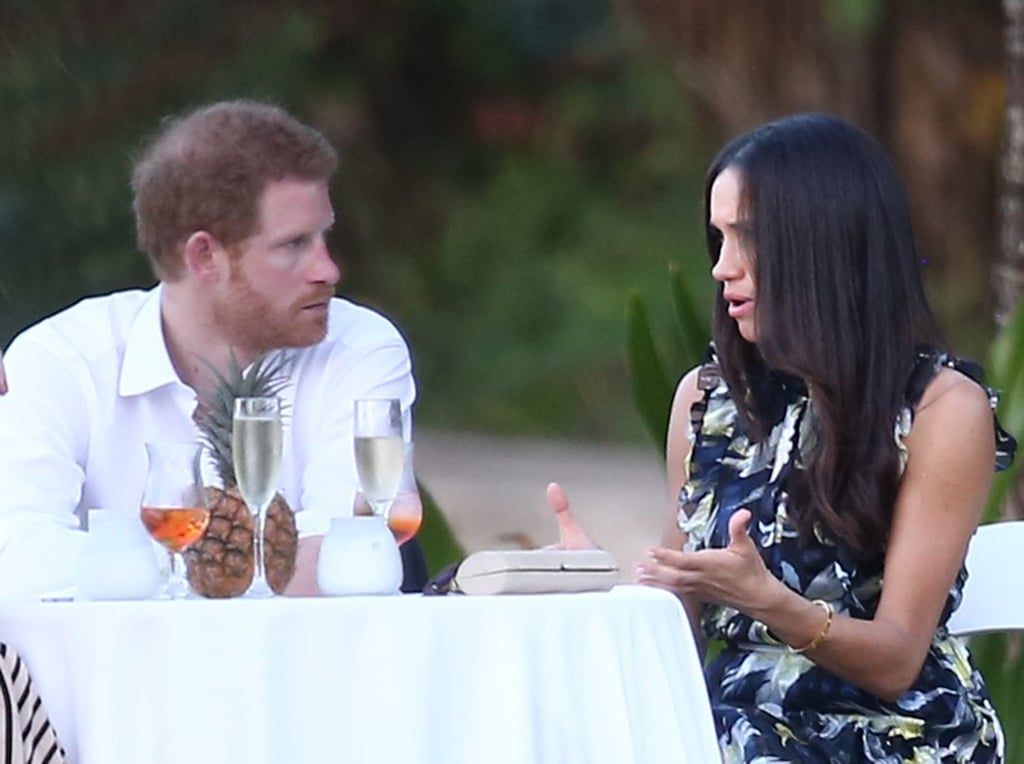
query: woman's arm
639 367 995 701
658 366 708 649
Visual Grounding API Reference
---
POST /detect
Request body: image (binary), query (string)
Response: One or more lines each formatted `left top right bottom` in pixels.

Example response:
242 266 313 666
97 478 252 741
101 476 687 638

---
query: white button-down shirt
0 286 415 598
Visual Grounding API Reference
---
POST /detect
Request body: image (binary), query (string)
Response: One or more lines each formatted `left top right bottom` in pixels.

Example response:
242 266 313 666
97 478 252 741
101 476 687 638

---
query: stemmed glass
233 396 284 598
353 398 406 521
140 441 210 599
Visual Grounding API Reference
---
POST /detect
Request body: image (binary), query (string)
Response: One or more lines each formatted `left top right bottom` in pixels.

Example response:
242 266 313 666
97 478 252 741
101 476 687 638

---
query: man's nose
310 240 341 285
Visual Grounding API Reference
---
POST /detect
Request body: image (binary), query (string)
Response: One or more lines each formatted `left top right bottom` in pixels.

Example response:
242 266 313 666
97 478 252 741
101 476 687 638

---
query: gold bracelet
786 599 834 654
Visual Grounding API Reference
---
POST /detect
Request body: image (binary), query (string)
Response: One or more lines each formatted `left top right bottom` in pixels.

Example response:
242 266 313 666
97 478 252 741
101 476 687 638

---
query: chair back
947 520 1024 637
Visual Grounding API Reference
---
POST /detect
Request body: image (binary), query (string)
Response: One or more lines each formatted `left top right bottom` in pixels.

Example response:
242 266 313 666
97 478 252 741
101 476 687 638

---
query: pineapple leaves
193 350 294 487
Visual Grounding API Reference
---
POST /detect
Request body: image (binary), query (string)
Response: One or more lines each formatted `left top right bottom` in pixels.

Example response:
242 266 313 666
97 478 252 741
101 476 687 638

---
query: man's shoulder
11 289 152 360
324 297 407 347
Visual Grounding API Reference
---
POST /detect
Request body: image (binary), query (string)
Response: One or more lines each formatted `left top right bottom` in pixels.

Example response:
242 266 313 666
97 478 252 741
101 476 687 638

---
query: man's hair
131 99 338 280
703 112 944 559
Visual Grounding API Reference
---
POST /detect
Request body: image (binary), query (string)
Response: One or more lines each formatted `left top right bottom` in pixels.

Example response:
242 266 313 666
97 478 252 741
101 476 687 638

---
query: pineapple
185 351 298 597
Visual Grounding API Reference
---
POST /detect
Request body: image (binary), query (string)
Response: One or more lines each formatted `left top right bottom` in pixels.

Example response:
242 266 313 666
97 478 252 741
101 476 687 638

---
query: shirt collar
119 284 182 397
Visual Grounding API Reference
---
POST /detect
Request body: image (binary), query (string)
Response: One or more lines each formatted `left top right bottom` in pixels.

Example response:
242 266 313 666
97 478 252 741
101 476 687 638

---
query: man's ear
183 231 225 282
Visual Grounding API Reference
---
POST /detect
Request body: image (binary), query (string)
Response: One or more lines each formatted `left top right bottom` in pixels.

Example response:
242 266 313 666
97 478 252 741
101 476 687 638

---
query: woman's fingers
635 508 774 609
635 541 754 600
727 508 755 551
634 547 701 590
545 482 598 550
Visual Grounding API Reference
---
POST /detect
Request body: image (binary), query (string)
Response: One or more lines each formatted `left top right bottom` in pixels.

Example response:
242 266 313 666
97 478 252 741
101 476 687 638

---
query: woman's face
709 166 758 343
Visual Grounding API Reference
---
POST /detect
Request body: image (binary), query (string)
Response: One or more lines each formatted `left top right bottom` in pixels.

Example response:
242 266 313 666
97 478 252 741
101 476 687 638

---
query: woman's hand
544 482 599 550
635 508 780 613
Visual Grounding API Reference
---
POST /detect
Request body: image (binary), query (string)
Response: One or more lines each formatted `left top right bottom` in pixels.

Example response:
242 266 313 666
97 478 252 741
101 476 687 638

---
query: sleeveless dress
678 347 1016 763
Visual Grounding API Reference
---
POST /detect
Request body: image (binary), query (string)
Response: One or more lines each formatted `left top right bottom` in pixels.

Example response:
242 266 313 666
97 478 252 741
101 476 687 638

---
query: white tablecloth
0 586 719 764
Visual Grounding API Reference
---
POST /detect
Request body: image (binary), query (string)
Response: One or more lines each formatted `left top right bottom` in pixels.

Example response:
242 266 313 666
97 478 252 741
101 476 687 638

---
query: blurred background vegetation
2 0 1012 443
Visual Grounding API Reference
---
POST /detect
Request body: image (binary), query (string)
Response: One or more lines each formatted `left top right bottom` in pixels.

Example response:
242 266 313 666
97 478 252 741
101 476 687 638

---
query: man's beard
213 263 332 357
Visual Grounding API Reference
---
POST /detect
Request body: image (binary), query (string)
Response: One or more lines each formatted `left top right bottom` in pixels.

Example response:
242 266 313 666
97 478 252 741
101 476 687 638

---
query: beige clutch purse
451 549 619 595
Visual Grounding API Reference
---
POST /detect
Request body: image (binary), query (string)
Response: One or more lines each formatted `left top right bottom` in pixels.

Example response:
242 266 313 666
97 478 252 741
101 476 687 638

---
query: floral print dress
679 347 1016 763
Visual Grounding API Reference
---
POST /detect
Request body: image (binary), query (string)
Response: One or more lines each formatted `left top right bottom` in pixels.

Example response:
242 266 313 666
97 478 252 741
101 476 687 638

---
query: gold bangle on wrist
786 599 834 654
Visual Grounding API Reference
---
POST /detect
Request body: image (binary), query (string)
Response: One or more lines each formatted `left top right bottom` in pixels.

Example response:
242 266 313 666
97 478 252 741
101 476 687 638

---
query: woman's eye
707 227 723 252
733 225 756 259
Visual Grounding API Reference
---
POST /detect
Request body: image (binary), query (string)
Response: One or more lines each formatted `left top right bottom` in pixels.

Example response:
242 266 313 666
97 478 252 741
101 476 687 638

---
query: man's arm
285 318 416 596
285 536 324 596
0 338 90 597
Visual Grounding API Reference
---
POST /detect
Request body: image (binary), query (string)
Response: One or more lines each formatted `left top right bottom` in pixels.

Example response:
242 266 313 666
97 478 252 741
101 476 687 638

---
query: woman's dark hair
704 112 944 557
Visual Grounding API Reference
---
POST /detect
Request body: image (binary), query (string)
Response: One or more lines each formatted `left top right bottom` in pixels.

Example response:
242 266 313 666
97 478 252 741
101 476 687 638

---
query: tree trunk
998 0 1024 520
997 0 1024 328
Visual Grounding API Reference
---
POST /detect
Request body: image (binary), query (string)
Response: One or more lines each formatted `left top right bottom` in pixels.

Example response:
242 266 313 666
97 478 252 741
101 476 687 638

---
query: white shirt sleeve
291 313 416 538
0 335 91 598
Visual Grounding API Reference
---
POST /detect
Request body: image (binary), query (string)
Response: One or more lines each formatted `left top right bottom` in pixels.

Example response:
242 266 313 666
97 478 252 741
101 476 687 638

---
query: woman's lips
727 298 753 319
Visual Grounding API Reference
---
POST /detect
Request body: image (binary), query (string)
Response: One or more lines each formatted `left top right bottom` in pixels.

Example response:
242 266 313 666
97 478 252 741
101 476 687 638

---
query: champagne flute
234 396 284 598
353 398 405 520
140 441 210 599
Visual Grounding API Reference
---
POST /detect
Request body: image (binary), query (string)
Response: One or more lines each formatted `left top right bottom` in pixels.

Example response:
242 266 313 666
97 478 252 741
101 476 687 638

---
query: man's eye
286 236 310 249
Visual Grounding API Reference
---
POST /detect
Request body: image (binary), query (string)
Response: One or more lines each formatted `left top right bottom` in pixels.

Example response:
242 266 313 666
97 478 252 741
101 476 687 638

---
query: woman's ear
182 231 224 282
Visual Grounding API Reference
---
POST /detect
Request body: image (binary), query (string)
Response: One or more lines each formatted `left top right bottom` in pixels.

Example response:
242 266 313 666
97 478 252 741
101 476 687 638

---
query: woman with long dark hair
552 113 1015 761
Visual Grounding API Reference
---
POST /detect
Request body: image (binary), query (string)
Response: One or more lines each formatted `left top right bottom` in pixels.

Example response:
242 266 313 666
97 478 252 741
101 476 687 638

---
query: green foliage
972 632 1024 763
984 297 1024 519
416 482 465 576
976 300 1024 763
825 0 884 38
625 262 710 453
363 52 710 441
670 262 709 362
626 289 674 451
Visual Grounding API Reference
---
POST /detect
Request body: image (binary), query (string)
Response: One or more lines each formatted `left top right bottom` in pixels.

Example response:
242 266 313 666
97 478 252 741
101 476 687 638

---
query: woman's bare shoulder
906 367 994 461
669 364 708 417
915 366 992 420
675 364 703 396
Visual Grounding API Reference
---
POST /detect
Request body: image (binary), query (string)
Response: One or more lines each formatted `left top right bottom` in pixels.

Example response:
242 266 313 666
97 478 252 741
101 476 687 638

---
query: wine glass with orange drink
140 441 210 598
387 440 422 545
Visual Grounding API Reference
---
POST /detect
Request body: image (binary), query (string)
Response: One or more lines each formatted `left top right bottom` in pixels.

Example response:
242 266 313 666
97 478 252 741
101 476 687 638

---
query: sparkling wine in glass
140 442 210 599
234 396 284 598
354 399 405 520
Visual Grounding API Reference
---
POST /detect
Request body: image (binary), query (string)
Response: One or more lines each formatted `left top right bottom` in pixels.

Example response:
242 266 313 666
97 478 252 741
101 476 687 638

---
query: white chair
947 520 1024 637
